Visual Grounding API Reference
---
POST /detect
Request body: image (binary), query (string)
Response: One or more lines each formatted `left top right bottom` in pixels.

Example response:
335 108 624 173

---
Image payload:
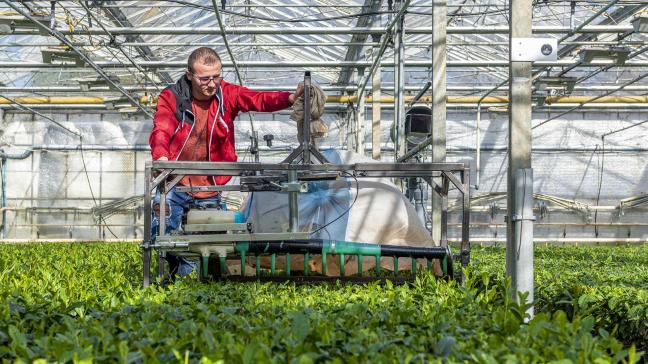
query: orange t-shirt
178 98 219 199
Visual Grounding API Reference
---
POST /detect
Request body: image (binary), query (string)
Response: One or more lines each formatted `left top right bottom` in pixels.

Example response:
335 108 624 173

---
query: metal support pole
157 174 167 280
461 168 470 268
431 0 447 245
371 35 382 160
142 164 152 287
0 157 6 239
440 176 449 247
507 0 534 318
303 71 312 164
510 168 534 317
356 68 366 154
288 169 299 233
476 103 481 190
394 11 406 159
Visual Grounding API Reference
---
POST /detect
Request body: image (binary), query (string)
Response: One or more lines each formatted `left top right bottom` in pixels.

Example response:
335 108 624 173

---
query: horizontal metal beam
3 60 648 69
3 85 648 93
4 103 648 111
156 232 311 244
4 95 648 105
3 40 643 48
149 160 466 174
10 25 635 35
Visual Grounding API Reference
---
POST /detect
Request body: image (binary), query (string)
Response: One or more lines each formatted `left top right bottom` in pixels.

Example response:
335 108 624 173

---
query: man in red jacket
149 47 303 279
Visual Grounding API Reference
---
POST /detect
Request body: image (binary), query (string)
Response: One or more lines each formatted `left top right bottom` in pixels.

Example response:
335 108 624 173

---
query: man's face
187 61 222 100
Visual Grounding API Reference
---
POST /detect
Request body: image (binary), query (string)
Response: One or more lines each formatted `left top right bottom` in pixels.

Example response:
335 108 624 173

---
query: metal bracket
510 214 537 222
279 181 308 193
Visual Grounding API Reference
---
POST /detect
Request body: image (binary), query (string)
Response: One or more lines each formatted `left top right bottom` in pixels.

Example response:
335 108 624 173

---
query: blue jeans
151 187 222 277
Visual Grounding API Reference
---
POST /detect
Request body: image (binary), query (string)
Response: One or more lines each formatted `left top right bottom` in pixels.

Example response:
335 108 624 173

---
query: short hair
187 47 221 72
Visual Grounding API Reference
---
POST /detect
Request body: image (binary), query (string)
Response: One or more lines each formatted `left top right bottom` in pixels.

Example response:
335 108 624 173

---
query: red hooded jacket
149 76 292 185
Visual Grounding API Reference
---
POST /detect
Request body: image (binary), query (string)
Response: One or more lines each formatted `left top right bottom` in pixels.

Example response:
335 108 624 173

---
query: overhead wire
210 0 257 137
76 0 163 93
4 1 153 118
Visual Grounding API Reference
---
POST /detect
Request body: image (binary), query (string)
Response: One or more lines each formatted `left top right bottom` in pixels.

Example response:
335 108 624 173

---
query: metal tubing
476 103 481 190
355 0 411 110
142 164 152 287
76 1 161 94
371 36 382 160
288 169 299 233
5 85 648 93
430 0 448 244
7 103 648 112
6 95 648 106
3 60 648 69
508 0 534 318
534 70 648 130
303 72 311 162
5 40 642 48
558 0 620 43
394 12 406 158
461 168 470 268
356 68 365 154
511 168 535 316
441 177 449 247
4 2 152 117
12 25 632 36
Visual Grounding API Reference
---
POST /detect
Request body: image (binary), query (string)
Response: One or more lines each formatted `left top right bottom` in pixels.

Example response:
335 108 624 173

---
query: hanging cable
210 0 256 137
309 172 359 236
76 1 162 93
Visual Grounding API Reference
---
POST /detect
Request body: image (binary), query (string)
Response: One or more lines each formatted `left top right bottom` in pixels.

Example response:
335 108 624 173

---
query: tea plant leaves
0 243 645 362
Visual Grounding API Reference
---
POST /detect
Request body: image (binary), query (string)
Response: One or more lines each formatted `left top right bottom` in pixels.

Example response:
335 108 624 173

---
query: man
149 47 303 279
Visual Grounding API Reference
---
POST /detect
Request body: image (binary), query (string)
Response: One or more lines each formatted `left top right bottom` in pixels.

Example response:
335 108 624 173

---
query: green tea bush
0 243 644 363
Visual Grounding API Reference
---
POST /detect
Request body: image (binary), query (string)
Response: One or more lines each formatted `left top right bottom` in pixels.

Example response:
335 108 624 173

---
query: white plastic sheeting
241 149 434 275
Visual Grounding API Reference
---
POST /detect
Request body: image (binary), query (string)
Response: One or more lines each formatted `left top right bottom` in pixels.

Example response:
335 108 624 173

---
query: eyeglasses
192 74 222 85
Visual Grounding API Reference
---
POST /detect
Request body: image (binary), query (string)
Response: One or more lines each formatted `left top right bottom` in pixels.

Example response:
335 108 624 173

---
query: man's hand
157 156 169 161
289 82 304 105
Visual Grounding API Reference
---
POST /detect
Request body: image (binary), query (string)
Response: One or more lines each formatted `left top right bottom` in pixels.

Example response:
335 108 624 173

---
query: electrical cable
309 172 359 236
78 136 119 239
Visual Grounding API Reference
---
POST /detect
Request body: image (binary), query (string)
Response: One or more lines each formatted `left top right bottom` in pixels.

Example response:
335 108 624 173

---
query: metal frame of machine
141 160 470 286
140 72 470 286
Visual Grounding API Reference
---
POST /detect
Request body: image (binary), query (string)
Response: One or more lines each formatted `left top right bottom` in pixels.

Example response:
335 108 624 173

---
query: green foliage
0 243 645 362
472 245 648 352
